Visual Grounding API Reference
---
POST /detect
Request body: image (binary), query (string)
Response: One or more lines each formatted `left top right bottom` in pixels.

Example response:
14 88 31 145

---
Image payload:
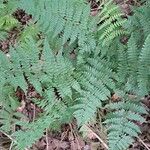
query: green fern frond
105 98 146 150
0 1 19 31
73 58 115 125
125 2 150 39
13 116 55 150
0 14 18 30
117 32 150 96
0 37 80 148
0 1 149 150
0 85 23 133
18 0 96 53
138 34 150 96
97 0 128 46
19 23 39 42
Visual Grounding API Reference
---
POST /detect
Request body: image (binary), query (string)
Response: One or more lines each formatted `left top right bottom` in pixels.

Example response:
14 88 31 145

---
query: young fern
0 1 18 31
97 0 128 46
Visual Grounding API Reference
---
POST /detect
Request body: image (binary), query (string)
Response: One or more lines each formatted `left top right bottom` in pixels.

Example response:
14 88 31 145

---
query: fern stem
46 129 49 150
137 137 150 150
9 141 14 150
87 126 108 149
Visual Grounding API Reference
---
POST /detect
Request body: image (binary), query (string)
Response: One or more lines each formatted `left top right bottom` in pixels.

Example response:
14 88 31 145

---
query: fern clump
0 37 80 149
0 0 149 150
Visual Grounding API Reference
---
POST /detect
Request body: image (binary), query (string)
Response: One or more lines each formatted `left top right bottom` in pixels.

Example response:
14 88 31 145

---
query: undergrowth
0 0 149 150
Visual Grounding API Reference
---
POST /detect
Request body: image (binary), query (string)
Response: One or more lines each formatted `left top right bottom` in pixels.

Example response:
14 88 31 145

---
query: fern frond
97 0 127 46
13 116 55 150
0 14 18 30
0 1 19 31
18 0 96 53
0 85 23 133
105 98 146 150
138 34 150 96
74 58 115 125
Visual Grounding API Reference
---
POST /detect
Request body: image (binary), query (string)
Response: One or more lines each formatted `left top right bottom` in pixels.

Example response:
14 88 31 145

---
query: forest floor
0 0 150 150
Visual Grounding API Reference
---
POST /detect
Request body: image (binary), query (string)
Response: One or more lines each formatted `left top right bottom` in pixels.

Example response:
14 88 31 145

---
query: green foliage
0 85 22 133
0 1 18 31
105 98 147 150
138 34 150 95
0 36 80 149
13 116 55 149
74 57 115 125
0 0 149 150
17 0 96 53
97 0 128 46
117 29 150 96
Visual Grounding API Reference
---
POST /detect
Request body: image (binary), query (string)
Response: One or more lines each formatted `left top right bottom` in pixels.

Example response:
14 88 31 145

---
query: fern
17 0 96 53
117 33 150 96
0 1 19 31
0 36 81 149
13 115 55 149
138 34 150 95
0 1 149 150
0 85 23 133
105 98 147 150
125 1 150 40
97 0 128 46
73 57 115 125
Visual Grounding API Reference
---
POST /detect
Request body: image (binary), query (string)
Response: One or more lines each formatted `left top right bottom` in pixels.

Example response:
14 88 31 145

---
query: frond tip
97 0 128 46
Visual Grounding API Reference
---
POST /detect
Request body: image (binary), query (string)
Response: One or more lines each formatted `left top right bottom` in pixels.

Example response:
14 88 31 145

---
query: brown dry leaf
76 136 85 149
69 130 85 150
0 40 9 52
80 125 109 150
33 138 46 150
119 3 132 15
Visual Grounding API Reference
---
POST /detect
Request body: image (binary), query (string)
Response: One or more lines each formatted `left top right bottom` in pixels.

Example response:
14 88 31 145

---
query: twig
46 129 49 150
0 130 14 142
87 126 109 150
32 104 36 122
9 141 14 150
69 123 82 150
137 137 150 150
